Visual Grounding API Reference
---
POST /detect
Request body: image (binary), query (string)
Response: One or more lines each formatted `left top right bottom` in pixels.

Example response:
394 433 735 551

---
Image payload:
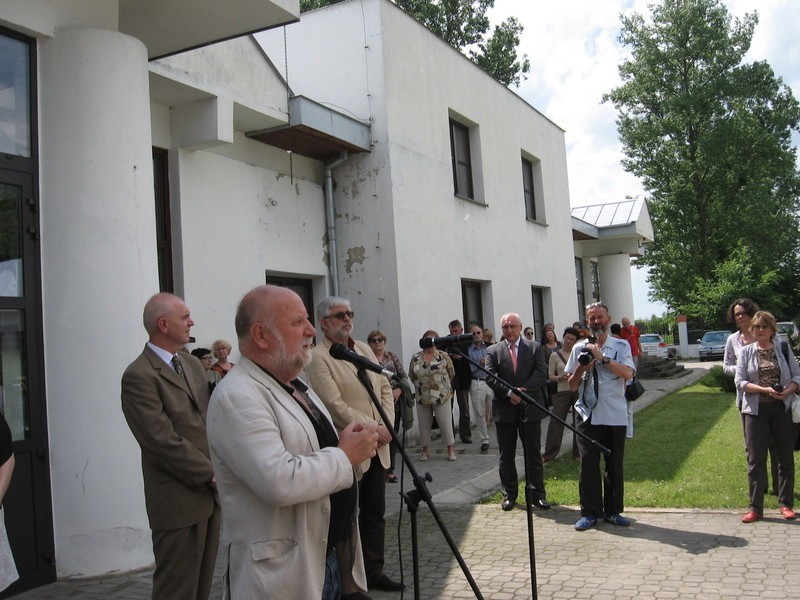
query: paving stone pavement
13 365 800 599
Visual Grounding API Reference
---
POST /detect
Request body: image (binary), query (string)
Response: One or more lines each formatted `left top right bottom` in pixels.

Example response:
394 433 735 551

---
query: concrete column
39 28 157 576
597 254 635 322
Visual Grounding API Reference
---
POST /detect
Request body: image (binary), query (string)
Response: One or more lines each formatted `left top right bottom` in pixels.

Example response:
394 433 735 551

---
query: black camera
772 384 784 393
578 336 598 366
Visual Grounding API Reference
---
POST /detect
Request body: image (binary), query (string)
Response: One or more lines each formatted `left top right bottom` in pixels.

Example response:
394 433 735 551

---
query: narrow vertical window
450 119 474 199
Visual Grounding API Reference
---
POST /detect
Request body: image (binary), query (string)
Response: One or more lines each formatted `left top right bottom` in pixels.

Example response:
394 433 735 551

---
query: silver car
640 333 668 359
698 330 731 362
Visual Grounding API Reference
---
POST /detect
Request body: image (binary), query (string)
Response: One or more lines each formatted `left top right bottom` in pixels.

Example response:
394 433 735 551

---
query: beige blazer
121 346 216 531
306 337 395 471
206 356 366 599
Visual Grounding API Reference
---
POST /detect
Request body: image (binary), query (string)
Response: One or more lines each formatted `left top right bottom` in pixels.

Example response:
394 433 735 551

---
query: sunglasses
323 310 354 321
368 337 385 343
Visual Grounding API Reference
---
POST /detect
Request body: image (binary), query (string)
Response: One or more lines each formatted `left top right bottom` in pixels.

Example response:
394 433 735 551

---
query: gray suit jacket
485 338 548 422
121 346 216 531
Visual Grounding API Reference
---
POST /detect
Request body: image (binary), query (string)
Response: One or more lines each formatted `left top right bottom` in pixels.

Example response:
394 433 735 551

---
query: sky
486 0 800 318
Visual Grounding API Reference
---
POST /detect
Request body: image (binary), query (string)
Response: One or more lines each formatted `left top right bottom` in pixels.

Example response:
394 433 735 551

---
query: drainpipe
324 153 349 296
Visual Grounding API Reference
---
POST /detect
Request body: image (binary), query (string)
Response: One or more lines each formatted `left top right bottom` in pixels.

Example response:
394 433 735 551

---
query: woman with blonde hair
210 339 235 378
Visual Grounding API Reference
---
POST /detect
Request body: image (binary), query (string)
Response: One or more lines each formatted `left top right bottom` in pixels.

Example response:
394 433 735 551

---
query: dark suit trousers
576 416 626 518
495 416 545 501
359 455 387 581
453 389 471 438
151 505 221 600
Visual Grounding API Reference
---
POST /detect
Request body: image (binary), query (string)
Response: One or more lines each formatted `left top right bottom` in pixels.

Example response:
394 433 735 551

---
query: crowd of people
117 288 798 600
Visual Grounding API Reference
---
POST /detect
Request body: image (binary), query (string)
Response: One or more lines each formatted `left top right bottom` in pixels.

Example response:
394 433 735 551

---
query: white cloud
488 0 799 317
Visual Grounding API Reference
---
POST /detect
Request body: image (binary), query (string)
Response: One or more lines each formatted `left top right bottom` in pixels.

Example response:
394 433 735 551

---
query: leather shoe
501 499 516 511
533 498 551 510
368 574 405 592
480 442 489 453
460 435 472 443
741 510 761 523
780 506 797 520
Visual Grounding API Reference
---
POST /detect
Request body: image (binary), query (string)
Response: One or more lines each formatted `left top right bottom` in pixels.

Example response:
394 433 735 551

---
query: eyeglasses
733 312 748 318
323 310 354 321
368 337 385 343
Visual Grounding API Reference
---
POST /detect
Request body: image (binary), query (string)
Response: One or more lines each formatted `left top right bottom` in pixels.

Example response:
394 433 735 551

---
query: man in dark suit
485 312 550 511
121 293 220 600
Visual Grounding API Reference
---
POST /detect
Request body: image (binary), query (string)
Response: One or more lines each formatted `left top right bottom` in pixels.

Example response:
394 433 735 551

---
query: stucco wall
259 0 578 365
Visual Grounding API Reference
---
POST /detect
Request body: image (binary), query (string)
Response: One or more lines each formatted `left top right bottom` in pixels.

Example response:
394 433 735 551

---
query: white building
0 0 646 592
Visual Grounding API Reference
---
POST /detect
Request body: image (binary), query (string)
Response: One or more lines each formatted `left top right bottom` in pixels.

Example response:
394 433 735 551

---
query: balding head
142 293 193 352
500 312 522 344
235 285 317 383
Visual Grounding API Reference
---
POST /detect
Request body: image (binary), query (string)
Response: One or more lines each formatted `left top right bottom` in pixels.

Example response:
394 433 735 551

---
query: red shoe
741 510 761 523
779 507 796 520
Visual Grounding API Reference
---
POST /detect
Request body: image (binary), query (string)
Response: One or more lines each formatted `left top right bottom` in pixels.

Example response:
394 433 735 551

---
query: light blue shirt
565 335 634 426
467 343 488 377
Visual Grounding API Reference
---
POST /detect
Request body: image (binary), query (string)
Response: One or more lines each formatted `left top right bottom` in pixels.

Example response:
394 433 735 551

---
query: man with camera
565 302 635 531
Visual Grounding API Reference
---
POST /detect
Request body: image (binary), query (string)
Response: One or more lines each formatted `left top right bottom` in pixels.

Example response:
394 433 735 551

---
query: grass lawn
489 374 799 509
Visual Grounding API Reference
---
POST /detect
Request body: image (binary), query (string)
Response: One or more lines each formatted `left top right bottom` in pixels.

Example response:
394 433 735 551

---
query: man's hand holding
338 422 379 466
376 424 392 446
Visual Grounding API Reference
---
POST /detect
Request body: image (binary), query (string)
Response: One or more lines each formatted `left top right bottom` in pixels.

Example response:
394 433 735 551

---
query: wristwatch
601 357 610 365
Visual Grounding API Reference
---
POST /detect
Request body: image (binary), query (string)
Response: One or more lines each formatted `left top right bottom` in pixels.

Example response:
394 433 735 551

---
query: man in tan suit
306 296 403 593
121 293 219 600
207 285 378 599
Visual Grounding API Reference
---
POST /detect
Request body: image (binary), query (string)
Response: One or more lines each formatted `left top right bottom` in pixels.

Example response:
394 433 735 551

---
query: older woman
210 339 235 378
409 330 457 461
368 330 409 483
734 311 800 523
190 347 222 392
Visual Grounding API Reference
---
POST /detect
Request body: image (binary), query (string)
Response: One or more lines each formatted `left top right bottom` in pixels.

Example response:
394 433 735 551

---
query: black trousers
359 455 387 581
576 415 627 518
495 417 545 501
452 388 471 438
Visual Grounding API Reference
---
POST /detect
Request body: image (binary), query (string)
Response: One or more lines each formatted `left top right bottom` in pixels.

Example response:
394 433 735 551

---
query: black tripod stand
445 345 611 600
354 368 485 600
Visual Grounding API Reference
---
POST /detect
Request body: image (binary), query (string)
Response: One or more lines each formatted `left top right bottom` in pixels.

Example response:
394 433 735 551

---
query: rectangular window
0 31 32 157
461 280 484 328
522 157 535 220
521 153 545 223
590 261 600 301
450 119 474 200
531 287 545 341
575 257 585 320
152 148 173 293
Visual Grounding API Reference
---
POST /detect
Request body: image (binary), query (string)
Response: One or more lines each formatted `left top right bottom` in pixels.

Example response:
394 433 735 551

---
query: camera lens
772 384 784 393
578 350 592 366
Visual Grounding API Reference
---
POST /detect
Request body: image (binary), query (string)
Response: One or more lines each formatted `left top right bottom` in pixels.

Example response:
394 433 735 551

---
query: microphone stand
354 368 484 600
445 344 611 600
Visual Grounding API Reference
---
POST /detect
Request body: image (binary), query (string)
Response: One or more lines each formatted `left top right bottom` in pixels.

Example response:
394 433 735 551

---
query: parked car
776 321 798 343
698 330 731 362
639 333 668 359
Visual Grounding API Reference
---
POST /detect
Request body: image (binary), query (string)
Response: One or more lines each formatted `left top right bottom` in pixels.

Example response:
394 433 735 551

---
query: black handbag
625 378 645 402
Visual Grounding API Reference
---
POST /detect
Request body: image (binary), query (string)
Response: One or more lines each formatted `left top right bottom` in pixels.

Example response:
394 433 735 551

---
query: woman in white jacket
734 311 800 523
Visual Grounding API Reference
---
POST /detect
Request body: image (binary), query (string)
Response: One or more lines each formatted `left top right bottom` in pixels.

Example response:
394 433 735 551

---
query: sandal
386 473 398 483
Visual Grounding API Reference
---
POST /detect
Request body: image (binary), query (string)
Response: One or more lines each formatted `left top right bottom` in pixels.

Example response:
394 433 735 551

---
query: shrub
702 366 736 393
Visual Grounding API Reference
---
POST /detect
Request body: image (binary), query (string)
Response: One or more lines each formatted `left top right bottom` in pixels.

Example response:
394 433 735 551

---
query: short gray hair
142 293 182 335
316 296 351 321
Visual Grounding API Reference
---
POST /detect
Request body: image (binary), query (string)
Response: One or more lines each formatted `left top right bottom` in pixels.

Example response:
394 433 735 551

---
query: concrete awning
248 95 371 161
119 0 300 60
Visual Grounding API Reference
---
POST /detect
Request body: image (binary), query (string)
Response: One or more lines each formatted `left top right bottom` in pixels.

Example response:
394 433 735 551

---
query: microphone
329 343 398 380
419 334 474 349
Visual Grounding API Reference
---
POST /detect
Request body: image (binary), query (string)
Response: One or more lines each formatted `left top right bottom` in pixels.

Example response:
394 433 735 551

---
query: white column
597 254 635 322
39 28 157 576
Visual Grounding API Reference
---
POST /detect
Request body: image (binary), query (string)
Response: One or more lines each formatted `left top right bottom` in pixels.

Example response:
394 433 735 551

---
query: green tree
604 0 800 321
300 0 530 87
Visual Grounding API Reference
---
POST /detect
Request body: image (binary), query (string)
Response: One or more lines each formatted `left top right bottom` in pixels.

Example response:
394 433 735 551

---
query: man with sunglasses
306 297 403 594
